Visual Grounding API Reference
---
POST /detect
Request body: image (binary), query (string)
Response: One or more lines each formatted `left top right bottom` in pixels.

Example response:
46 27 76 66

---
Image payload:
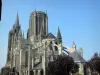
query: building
1 10 85 75
68 41 86 74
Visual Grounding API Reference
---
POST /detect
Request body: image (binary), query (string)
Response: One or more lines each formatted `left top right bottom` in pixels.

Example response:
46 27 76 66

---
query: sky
0 0 100 69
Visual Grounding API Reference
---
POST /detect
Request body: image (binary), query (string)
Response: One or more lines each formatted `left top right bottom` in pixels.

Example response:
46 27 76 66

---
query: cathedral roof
69 51 86 63
47 33 56 38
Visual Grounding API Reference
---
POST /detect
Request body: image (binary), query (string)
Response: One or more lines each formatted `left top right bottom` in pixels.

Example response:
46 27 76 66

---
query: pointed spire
72 41 76 50
15 12 19 26
57 27 62 39
57 27 62 44
72 41 75 45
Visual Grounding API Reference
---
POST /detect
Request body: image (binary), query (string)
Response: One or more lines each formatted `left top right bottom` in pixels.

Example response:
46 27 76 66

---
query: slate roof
69 51 86 63
47 33 56 38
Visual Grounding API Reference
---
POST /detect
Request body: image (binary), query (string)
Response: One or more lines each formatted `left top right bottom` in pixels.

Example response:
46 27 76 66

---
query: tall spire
72 41 76 50
57 27 62 44
72 41 75 45
15 12 19 26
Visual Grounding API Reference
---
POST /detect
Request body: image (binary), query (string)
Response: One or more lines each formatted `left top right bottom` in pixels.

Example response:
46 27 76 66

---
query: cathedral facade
1 10 86 75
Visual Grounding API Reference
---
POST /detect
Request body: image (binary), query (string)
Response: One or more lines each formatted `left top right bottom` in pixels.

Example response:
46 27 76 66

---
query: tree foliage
47 55 79 75
74 72 82 75
87 53 100 74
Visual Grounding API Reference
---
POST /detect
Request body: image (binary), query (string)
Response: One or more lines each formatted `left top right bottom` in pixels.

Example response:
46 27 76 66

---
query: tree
47 55 79 75
87 53 100 75
74 72 82 75
71 63 79 74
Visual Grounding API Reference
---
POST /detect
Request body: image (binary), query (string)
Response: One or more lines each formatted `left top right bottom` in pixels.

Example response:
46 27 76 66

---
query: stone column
32 56 34 69
23 71 25 75
28 46 31 75
14 49 16 66
33 70 36 75
43 43 46 75
34 14 36 36
19 49 22 75
46 15 48 35
38 70 41 75
25 71 26 75
38 16 40 36
11 35 14 68
58 43 63 55
25 71 27 75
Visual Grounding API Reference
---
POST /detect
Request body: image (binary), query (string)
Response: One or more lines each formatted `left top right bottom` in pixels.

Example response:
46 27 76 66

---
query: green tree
47 55 79 75
74 72 82 75
87 53 100 75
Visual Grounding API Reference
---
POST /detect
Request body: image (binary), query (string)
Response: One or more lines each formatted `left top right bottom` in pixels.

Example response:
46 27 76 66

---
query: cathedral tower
29 10 48 40
6 13 23 67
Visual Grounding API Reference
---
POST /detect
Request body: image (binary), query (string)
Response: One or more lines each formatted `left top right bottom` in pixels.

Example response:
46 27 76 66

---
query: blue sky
0 0 100 68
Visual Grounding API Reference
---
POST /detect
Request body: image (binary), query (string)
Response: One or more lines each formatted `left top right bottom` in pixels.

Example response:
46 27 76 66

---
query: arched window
54 46 58 51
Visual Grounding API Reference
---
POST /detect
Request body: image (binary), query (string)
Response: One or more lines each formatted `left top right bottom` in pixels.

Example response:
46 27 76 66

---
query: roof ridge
47 33 56 38
69 50 86 62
